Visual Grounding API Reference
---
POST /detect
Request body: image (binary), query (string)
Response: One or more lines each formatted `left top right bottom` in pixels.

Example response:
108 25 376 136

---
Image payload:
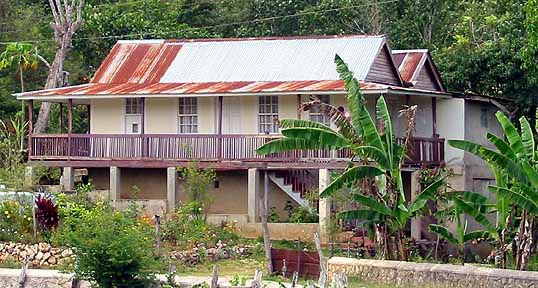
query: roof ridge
117 35 385 44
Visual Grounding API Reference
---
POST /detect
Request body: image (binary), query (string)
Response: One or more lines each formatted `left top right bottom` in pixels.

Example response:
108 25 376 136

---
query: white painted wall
436 98 465 165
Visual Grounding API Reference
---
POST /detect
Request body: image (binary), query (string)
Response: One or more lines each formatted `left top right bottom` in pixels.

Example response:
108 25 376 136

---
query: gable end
365 44 403 86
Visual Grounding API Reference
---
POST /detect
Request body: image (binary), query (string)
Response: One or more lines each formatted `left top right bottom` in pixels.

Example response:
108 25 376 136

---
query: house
15 35 505 239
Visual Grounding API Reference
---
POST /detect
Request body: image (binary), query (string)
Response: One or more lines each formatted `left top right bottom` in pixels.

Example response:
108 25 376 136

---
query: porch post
67 99 73 158
296 94 302 119
319 168 331 244
217 96 223 159
59 103 63 133
141 98 145 134
87 104 91 134
432 97 437 136
248 168 260 223
167 167 177 212
28 100 33 157
410 170 422 239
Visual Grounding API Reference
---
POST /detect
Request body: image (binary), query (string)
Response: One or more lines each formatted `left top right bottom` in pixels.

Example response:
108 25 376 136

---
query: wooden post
262 170 273 274
59 103 63 133
154 215 161 255
87 104 91 134
67 99 73 159
28 100 33 157
141 98 146 157
217 96 223 160
432 97 437 136
296 94 302 119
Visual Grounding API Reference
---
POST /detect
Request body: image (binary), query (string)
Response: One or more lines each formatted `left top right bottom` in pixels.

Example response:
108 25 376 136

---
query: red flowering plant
35 194 59 242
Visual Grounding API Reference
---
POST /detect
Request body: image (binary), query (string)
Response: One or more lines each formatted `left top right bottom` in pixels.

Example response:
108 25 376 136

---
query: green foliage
178 165 216 219
55 206 158 288
257 56 441 260
161 202 239 249
0 197 33 242
288 206 319 223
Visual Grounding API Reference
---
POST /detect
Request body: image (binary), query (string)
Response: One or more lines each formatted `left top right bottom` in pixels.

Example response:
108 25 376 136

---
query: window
125 98 143 115
179 97 198 133
258 96 279 134
309 95 330 125
480 107 489 128
125 98 143 134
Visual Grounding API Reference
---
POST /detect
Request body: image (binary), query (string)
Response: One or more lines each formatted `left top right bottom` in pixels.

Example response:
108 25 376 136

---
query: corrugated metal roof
392 50 427 83
16 81 450 100
160 36 385 83
17 36 453 100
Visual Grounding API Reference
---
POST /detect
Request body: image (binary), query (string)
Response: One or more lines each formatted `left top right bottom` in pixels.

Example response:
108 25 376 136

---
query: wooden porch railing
29 134 444 165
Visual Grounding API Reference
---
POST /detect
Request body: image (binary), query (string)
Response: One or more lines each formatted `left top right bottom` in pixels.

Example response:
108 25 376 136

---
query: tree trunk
261 171 273 274
34 0 83 133
516 211 533 270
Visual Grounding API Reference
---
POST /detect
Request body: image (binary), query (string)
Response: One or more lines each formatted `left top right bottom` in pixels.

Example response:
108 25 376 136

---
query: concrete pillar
248 168 260 223
167 167 177 212
410 170 421 240
109 166 121 204
24 166 34 189
61 167 74 192
319 168 331 243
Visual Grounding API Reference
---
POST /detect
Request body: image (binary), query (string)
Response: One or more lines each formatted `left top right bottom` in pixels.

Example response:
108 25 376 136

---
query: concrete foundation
319 168 331 243
167 167 177 212
109 166 120 204
61 167 74 192
247 168 260 223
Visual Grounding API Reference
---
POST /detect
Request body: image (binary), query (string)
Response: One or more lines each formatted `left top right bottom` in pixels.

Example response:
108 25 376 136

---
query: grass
175 256 266 276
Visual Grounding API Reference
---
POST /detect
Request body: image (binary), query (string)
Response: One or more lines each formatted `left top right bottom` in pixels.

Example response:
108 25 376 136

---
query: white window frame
309 95 331 126
124 98 143 134
258 95 279 134
178 97 198 134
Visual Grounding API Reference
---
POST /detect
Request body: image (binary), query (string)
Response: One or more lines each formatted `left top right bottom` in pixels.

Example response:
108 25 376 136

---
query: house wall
119 168 167 199
176 170 298 220
89 94 436 138
436 98 465 166
90 99 123 133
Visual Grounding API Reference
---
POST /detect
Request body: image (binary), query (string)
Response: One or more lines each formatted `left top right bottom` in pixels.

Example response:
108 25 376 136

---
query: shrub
288 206 319 223
0 198 33 242
178 164 216 218
162 202 239 249
56 206 159 288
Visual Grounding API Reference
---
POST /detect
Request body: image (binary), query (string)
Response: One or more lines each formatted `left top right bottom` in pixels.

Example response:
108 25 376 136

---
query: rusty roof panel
392 50 428 83
18 80 451 99
90 43 181 84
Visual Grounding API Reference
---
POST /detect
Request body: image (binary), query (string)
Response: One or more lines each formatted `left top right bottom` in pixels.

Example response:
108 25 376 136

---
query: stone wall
328 257 538 288
0 242 73 267
0 268 89 288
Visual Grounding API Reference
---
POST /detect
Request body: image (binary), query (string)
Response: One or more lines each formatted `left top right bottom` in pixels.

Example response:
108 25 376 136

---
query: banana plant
257 54 440 260
449 110 537 270
429 191 495 265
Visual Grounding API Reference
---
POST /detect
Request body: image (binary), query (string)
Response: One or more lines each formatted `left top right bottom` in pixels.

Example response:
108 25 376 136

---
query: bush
288 206 319 223
0 197 33 242
55 206 159 288
162 202 239 249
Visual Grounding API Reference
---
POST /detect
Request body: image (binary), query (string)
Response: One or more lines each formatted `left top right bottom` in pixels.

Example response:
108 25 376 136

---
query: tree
0 42 39 149
34 0 84 133
257 54 442 260
449 111 538 270
429 191 495 265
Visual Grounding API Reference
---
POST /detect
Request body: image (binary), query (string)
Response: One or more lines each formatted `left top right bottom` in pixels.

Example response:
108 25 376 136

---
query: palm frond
495 111 526 158
429 224 458 244
280 127 351 148
299 99 359 143
409 178 444 214
351 193 393 216
320 165 384 198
